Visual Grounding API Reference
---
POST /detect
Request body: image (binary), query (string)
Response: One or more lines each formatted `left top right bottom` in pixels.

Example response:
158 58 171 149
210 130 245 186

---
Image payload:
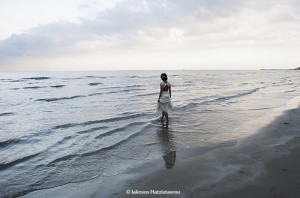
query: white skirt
157 92 173 113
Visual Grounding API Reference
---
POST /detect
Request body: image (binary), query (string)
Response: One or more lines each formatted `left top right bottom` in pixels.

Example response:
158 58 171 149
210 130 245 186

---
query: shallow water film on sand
0 70 299 197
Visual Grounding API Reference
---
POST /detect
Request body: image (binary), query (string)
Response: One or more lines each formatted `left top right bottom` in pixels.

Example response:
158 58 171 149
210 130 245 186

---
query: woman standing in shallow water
157 73 173 123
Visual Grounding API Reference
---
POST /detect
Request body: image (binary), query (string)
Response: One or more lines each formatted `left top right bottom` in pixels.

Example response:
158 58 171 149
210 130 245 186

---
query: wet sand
23 100 300 198
96 101 300 197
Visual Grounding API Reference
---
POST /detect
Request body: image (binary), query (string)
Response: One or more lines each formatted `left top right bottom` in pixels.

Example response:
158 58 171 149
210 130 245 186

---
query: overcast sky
0 0 299 71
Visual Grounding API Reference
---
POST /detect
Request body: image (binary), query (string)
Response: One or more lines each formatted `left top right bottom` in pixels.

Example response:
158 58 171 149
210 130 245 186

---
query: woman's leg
165 112 169 123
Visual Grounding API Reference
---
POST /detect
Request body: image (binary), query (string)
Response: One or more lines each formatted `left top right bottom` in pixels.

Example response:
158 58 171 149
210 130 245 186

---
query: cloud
0 0 300 69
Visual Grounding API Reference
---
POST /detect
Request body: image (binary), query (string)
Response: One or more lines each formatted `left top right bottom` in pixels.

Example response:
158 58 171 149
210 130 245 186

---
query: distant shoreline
260 67 300 70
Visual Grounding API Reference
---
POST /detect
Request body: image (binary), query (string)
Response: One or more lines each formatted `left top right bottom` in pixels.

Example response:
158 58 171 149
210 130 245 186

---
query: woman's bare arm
158 85 163 102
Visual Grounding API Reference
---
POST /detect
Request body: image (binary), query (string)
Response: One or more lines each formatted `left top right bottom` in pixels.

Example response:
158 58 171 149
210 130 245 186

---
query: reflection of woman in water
157 73 172 124
157 124 176 169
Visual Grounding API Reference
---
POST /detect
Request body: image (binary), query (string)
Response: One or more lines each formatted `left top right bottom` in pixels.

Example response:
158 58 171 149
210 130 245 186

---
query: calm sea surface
0 70 299 197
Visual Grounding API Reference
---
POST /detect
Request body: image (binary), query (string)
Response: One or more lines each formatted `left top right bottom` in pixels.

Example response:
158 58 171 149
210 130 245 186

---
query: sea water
0 70 299 197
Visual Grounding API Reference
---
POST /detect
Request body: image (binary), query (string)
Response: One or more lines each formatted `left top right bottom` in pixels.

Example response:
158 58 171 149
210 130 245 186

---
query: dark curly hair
161 73 168 82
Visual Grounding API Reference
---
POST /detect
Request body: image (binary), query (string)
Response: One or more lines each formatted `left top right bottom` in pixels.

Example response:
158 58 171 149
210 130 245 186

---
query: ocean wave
213 88 260 102
88 82 102 86
231 72 247 76
105 88 145 94
77 126 108 134
37 95 85 102
88 92 104 97
22 77 51 80
54 136 73 146
0 79 13 83
23 86 46 89
175 102 199 111
84 76 106 79
83 114 144 126
53 123 81 130
176 88 260 111
10 80 27 82
53 113 143 130
239 83 249 86
0 112 15 116
0 78 12 80
0 138 20 148
47 154 78 166
50 85 65 88
47 123 151 166
0 153 39 171
125 76 139 78
81 123 151 157
248 107 272 111
125 85 143 88
61 77 83 80
285 90 296 93
95 122 145 139
135 92 156 97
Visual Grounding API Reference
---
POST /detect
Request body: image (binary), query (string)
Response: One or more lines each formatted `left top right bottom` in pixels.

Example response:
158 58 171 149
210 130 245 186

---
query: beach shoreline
22 95 300 198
